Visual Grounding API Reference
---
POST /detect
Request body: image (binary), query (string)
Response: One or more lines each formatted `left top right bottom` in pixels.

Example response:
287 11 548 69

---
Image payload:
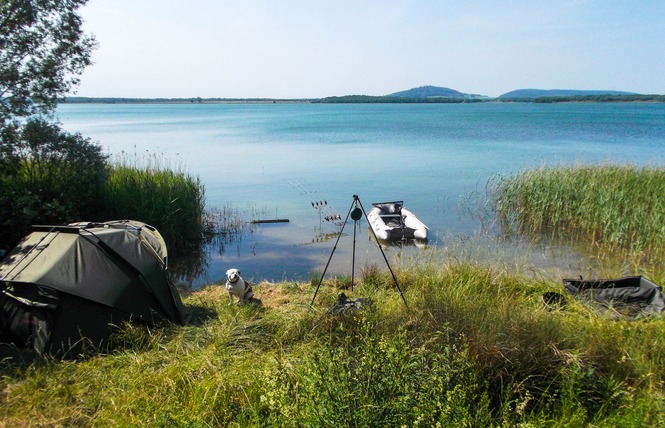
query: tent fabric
562 276 665 318
0 220 185 357
0 284 57 351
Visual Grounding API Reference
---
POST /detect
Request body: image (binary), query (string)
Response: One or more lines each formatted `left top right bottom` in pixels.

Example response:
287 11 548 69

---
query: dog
225 268 254 304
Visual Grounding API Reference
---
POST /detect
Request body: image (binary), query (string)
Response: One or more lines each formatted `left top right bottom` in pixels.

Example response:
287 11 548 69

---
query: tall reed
105 152 206 251
492 164 665 264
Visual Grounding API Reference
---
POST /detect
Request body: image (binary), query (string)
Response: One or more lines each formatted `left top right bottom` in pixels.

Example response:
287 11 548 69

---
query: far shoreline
63 97 316 105
63 94 665 105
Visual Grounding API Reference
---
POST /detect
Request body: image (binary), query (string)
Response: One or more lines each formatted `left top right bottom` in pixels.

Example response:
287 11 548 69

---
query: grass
105 152 207 252
491 163 665 267
1 163 665 426
1 255 663 426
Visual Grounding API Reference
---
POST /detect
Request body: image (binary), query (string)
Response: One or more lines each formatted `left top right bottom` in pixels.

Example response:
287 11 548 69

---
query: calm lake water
57 102 665 286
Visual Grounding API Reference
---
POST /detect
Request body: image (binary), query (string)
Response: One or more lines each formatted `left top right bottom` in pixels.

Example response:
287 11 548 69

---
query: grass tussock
105 152 206 251
1 255 663 426
492 164 665 265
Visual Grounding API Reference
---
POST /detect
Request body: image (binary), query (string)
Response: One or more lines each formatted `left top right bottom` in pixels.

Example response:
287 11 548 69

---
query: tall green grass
105 152 206 251
1 256 663 426
492 164 665 265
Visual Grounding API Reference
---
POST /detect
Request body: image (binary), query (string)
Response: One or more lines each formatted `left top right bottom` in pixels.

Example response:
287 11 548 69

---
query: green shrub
0 121 209 252
0 118 108 246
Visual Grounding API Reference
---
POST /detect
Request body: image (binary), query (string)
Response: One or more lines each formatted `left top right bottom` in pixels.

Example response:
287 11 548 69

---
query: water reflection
168 219 252 290
372 236 429 249
169 221 348 289
167 213 636 291
295 231 348 246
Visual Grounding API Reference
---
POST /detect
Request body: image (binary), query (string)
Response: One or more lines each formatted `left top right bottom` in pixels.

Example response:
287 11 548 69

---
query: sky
72 0 665 99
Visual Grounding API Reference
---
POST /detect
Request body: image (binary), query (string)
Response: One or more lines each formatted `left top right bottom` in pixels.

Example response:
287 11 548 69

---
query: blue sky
74 0 665 98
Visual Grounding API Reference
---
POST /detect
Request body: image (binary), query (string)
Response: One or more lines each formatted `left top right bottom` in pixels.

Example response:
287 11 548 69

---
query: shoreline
64 94 665 105
63 97 316 105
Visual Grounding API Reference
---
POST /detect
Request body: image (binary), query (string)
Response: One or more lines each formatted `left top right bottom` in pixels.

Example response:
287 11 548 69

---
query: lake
57 102 665 286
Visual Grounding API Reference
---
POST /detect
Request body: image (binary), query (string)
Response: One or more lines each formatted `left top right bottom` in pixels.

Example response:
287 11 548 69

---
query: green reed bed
492 164 665 264
105 153 206 251
2 253 663 426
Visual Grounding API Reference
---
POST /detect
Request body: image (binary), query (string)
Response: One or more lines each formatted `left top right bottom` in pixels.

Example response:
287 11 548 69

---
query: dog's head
226 268 241 283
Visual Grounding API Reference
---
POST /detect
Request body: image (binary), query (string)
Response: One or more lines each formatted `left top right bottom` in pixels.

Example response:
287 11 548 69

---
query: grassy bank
1 254 663 426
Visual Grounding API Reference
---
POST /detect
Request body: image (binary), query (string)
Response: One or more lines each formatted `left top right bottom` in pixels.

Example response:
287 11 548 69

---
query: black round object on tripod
351 207 362 221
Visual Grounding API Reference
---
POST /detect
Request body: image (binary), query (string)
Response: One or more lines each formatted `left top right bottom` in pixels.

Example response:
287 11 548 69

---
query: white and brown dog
225 268 254 304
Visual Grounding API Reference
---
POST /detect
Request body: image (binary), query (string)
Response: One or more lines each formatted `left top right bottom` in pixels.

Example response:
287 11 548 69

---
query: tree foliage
0 118 108 247
532 94 665 103
0 1 104 247
0 0 96 123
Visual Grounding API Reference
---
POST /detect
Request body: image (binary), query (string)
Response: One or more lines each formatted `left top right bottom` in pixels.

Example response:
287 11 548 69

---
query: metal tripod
310 195 409 309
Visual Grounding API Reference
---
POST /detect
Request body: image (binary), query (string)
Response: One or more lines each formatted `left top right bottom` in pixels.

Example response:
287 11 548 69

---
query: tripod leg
356 197 410 311
351 218 357 291
310 198 355 307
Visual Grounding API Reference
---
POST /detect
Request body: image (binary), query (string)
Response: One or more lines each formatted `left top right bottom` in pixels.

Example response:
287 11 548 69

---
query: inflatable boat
367 201 428 242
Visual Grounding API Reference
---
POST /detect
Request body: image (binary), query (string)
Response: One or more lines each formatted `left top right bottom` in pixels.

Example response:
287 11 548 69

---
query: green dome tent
0 220 185 358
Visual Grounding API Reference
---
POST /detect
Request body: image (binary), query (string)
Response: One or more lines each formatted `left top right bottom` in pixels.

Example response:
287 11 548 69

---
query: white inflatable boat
367 201 428 242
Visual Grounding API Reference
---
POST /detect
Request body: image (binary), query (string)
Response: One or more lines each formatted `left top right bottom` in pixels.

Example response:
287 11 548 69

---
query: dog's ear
237 269 241 275
225 269 232 276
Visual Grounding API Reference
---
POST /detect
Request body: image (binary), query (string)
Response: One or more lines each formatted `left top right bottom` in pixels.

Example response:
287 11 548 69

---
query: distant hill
389 86 464 98
387 85 486 99
499 89 638 99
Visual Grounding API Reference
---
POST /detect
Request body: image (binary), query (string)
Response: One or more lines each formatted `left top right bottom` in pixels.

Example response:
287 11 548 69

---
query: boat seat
379 214 404 227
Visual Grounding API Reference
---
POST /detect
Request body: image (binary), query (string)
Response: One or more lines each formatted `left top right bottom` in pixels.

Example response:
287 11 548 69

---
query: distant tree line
530 94 665 103
64 95 665 105
64 97 315 104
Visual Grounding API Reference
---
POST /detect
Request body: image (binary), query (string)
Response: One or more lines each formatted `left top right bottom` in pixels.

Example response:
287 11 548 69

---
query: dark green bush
0 118 108 247
0 119 209 253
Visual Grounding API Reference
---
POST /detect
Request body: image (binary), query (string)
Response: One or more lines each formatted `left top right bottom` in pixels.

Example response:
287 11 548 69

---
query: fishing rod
288 178 343 228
